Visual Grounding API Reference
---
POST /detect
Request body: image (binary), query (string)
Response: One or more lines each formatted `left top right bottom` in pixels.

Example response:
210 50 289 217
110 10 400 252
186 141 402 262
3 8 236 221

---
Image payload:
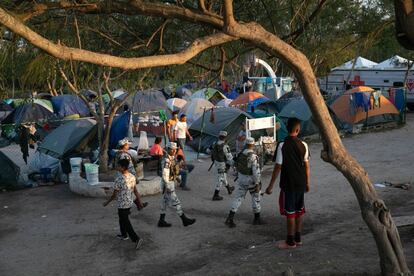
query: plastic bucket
84 163 99 185
70 158 82 173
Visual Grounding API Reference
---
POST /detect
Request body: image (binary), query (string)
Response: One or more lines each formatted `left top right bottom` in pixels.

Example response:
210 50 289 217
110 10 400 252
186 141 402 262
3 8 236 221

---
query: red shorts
279 190 306 219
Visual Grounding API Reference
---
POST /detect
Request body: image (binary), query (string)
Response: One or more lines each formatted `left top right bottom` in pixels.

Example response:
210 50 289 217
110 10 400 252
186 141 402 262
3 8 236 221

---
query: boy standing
103 159 144 250
265 117 310 249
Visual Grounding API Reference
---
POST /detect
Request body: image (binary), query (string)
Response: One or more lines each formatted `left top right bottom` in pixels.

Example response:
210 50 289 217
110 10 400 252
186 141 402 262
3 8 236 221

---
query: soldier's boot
225 211 236 228
157 214 172 227
225 185 235 195
253 212 266 225
180 213 196 227
212 190 224 201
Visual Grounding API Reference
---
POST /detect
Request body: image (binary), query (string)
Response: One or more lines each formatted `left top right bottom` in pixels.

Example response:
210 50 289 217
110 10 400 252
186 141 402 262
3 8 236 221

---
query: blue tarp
51 95 90 118
225 89 239 100
109 111 130 150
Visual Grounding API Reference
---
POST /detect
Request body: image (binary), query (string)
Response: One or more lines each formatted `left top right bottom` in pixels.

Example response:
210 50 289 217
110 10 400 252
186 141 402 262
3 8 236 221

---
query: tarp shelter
127 89 170 136
167 98 187 112
191 88 226 105
38 119 97 159
0 150 21 188
230 92 267 108
279 98 341 137
189 107 254 152
2 102 53 125
179 98 214 126
51 95 90 118
330 87 400 125
216 98 233 107
109 111 130 150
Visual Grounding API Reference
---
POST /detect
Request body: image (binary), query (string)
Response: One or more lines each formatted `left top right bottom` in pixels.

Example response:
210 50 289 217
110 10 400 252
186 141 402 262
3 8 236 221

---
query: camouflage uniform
160 154 183 216
214 140 234 191
230 148 262 214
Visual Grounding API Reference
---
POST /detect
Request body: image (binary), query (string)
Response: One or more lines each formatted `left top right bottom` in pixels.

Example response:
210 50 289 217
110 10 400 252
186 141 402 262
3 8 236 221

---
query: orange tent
230 92 267 107
330 87 399 124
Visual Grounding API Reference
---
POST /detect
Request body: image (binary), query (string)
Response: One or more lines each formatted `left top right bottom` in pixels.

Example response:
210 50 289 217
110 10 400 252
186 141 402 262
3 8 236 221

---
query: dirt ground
1 115 414 276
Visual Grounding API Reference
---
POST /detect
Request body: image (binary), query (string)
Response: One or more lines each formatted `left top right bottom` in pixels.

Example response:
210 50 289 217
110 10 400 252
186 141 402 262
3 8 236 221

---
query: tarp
38 119 97 159
109 111 130 150
51 95 90 118
167 98 187 112
179 98 214 126
0 150 21 187
223 89 239 100
2 102 53 125
191 88 226 105
189 107 254 152
330 89 400 125
230 92 267 107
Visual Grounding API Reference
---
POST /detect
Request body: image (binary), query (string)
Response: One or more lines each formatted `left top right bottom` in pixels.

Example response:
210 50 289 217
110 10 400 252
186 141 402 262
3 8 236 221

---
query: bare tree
0 1 410 274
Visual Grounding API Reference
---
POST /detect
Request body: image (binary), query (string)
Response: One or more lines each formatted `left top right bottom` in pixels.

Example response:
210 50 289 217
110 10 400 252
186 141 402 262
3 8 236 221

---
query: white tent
374 55 412 69
332 57 378 70
179 98 213 126
167 98 187 112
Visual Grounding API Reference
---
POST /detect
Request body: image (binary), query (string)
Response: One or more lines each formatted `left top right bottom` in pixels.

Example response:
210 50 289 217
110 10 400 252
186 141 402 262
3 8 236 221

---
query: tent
51 95 90 118
189 107 254 152
12 99 54 113
127 89 170 136
216 98 233 107
374 55 411 69
248 97 278 114
191 88 226 105
333 57 378 70
223 89 240 100
230 92 267 108
179 98 214 125
2 102 53 125
0 150 21 188
167 98 187 112
176 86 192 100
330 87 400 125
278 98 342 137
38 119 97 159
109 111 130 150
274 91 303 112
0 102 13 121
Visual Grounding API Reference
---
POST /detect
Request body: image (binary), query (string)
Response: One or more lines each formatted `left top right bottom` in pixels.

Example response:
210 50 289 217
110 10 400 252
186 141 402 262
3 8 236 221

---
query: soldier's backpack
234 151 253 175
211 142 226 162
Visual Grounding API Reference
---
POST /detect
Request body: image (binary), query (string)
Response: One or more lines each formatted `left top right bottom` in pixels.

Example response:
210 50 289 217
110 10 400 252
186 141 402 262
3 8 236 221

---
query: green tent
38 119 97 159
0 150 21 188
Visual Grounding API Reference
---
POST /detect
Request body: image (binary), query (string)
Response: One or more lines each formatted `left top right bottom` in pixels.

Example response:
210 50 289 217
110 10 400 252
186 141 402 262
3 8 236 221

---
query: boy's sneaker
135 238 143 250
117 235 128 240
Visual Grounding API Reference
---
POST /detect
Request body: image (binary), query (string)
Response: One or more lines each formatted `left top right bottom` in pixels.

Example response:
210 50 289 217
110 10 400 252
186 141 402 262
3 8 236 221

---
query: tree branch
223 0 236 28
0 7 236 70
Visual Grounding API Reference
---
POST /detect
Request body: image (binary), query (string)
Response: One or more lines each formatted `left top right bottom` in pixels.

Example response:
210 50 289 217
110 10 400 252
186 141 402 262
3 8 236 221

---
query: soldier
158 142 196 227
211 131 235 201
225 137 265 228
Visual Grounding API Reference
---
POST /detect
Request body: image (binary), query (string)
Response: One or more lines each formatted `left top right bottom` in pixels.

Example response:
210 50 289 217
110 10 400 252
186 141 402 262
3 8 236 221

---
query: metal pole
197 107 207 160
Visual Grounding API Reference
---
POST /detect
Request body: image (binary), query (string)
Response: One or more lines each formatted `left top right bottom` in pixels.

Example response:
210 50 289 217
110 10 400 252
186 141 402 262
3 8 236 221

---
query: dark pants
118 208 139 242
179 163 194 188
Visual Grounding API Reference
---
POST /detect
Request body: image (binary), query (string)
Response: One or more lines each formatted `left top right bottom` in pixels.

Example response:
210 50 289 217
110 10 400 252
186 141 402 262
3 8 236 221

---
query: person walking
157 142 196 227
103 159 144 250
211 131 235 200
174 114 192 151
265 117 310 249
225 137 264 227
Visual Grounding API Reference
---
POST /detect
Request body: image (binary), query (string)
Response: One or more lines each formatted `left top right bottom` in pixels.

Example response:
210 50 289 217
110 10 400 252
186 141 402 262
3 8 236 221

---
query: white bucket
70 158 82 173
84 163 99 185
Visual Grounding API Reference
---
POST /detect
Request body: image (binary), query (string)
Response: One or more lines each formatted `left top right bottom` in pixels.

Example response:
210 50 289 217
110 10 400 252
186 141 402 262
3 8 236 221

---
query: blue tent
109 111 130 150
224 89 239 100
51 95 90 118
248 97 278 114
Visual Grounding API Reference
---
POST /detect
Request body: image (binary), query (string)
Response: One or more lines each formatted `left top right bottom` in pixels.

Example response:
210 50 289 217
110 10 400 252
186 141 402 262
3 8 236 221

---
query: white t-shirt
275 141 310 165
174 121 188 139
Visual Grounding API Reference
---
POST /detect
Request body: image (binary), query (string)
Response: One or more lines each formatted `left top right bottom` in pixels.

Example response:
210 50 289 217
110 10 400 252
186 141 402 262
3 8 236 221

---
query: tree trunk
99 109 117 173
225 21 410 275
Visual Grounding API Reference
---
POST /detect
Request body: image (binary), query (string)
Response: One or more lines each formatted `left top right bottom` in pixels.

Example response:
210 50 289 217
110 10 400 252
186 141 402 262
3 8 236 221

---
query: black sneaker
135 238 143 250
117 234 128 240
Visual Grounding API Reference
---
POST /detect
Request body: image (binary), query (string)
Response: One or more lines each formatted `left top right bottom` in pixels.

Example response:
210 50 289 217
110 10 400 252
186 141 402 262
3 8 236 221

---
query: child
103 159 144 250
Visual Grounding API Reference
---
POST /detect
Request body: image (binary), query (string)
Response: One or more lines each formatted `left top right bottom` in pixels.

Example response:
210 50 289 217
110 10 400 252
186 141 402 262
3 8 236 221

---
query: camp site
0 1 413 275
